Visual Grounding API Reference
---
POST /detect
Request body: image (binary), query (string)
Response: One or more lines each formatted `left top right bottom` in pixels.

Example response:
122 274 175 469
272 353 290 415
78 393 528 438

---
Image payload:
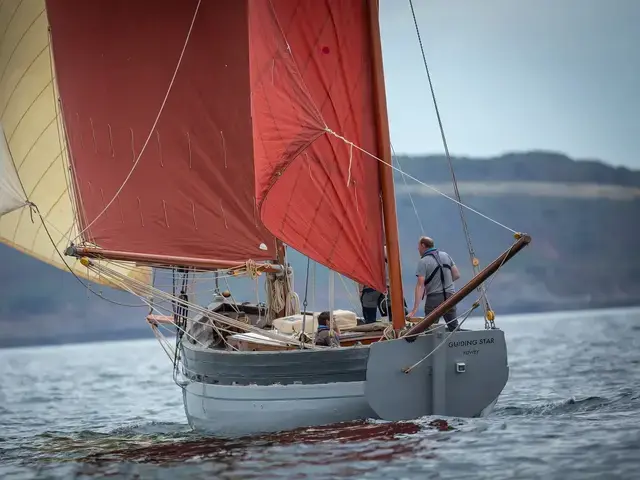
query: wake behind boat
0 0 530 437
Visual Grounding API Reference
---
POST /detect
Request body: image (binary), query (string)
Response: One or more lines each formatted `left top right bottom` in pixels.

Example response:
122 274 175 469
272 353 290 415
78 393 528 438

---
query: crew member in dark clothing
408 236 461 332
314 311 341 347
359 284 383 324
360 245 408 324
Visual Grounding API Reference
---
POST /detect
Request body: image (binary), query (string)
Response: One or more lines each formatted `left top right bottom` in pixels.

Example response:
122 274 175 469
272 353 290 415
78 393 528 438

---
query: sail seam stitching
69 0 203 243
0 7 45 86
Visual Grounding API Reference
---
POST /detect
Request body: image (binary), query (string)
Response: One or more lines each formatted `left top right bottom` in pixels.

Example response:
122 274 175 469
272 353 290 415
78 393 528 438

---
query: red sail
249 0 387 292
46 0 276 264
47 0 387 290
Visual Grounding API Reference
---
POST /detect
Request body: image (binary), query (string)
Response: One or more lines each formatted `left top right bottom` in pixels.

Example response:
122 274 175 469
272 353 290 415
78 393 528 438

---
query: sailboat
0 0 530 437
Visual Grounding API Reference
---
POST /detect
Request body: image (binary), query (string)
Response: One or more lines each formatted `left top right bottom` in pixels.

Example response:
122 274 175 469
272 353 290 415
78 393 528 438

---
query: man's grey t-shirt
415 249 456 296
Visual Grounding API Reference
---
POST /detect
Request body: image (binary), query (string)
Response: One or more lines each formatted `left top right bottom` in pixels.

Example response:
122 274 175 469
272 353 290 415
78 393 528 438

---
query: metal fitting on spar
80 257 93 268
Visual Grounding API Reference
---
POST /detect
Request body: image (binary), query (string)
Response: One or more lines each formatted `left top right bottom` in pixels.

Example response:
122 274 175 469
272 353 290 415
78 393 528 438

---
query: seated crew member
315 311 341 347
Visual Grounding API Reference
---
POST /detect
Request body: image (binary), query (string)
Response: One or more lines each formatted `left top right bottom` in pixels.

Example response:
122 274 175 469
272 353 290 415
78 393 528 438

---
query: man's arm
448 254 461 281
409 275 425 317
409 260 427 317
451 264 461 281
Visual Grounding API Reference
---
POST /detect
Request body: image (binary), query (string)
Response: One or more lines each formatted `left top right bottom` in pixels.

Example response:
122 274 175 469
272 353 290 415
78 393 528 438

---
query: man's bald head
418 236 434 254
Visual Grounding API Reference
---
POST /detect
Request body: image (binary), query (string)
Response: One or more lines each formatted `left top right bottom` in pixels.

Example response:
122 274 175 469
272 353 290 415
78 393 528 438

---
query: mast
367 0 406 332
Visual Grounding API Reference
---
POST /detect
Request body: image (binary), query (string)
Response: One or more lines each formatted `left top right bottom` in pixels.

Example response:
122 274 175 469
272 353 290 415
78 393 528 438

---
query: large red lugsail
249 0 387 292
46 0 387 292
46 0 276 263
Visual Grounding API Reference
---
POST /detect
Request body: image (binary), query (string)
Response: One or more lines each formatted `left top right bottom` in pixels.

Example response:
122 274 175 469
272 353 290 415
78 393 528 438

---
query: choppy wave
2 308 640 479
496 389 639 417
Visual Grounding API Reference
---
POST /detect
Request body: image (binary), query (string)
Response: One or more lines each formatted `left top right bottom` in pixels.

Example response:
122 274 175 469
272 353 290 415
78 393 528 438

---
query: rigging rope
265 265 300 320
310 259 316 312
407 0 492 323
338 273 361 314
328 270 336 336
391 143 425 234
245 259 260 280
266 273 285 318
324 127 518 235
171 267 190 379
29 203 148 308
85 258 309 347
402 307 476 373
299 256 311 346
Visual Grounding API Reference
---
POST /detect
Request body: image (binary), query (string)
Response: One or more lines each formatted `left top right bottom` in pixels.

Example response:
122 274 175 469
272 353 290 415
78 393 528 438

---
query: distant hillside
391 151 640 315
393 151 640 186
1 151 639 347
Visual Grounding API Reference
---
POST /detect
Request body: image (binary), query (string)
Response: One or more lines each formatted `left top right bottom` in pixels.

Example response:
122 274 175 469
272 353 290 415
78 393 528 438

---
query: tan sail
0 0 150 289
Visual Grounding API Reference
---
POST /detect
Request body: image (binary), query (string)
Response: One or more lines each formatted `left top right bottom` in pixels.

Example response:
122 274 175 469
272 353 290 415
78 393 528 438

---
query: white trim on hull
183 380 377 437
182 379 502 437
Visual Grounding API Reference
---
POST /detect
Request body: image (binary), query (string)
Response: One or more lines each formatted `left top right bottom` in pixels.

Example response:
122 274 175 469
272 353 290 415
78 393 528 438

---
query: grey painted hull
180 326 508 437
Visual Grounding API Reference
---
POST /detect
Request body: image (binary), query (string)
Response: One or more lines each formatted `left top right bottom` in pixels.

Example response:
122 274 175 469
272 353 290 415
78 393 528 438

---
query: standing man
408 236 461 332
359 283 383 324
358 245 387 324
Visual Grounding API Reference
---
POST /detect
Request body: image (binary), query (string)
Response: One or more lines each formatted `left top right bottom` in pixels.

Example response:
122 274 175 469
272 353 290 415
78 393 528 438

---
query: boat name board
448 338 495 348
448 337 495 355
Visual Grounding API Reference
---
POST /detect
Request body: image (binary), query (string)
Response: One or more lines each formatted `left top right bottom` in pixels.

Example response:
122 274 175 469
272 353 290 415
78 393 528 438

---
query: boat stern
364 326 509 421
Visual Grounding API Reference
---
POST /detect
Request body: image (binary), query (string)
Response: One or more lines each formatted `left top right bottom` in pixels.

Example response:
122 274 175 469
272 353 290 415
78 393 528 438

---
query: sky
379 0 640 169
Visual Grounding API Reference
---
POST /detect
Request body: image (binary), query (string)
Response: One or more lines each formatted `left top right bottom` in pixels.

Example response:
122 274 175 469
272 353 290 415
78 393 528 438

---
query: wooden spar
67 245 283 273
367 0 406 332
403 234 532 340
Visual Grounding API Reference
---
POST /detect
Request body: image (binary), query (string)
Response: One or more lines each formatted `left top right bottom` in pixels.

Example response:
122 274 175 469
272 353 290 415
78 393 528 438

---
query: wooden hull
179 327 510 437
183 380 376 437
